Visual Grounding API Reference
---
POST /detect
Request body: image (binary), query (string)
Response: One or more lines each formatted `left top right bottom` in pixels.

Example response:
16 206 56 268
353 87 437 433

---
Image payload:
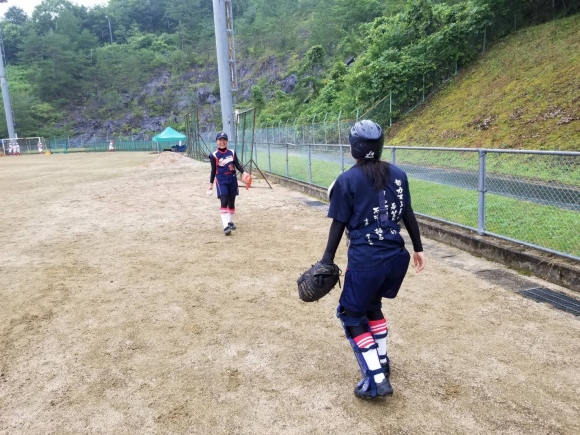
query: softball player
322 120 426 399
207 132 248 235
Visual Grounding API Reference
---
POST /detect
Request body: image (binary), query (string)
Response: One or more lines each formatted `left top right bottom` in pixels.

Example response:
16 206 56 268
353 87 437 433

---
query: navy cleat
224 227 232 236
354 377 393 399
228 222 236 230
381 361 391 379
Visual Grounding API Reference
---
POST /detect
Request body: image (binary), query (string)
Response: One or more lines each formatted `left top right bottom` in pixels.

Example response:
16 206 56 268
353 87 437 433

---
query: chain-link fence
46 134 158 153
185 109 213 161
223 135 579 261
254 116 355 146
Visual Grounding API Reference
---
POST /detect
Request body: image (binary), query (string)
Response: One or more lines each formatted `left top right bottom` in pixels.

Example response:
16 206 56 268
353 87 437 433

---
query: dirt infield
1 152 579 435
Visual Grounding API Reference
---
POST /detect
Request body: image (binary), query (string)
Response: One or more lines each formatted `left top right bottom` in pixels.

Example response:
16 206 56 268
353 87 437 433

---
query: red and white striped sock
228 207 235 223
353 332 385 383
369 318 388 364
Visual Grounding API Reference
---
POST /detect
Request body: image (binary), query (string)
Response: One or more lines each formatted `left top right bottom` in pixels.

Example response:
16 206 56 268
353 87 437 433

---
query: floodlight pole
212 0 237 140
0 28 16 141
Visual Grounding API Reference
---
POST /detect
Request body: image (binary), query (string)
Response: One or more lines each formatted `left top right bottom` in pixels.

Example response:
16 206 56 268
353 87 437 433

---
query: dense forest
0 0 577 139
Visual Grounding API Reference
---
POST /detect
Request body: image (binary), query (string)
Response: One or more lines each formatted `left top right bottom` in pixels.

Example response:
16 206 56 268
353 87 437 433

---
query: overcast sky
0 0 108 18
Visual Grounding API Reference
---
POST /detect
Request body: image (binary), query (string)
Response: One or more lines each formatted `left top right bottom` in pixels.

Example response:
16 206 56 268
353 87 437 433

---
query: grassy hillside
388 14 580 151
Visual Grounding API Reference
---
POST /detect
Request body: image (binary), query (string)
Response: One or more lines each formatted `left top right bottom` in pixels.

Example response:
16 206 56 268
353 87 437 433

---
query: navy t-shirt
328 163 411 271
210 149 237 177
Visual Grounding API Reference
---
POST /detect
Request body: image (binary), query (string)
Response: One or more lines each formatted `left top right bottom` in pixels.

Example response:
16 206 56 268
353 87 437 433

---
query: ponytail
354 159 390 190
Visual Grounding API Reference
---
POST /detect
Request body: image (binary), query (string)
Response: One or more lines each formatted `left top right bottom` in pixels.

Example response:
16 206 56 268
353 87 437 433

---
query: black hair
354 159 390 191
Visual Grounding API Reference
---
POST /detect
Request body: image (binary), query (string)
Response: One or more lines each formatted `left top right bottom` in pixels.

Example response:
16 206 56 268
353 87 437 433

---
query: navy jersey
210 148 239 179
328 164 411 271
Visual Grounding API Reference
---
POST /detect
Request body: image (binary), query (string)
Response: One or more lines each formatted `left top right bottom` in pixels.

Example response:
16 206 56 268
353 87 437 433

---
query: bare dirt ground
1 152 579 435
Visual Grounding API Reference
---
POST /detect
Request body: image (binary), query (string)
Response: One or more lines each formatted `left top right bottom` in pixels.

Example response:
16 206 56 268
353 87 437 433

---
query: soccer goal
1 137 47 155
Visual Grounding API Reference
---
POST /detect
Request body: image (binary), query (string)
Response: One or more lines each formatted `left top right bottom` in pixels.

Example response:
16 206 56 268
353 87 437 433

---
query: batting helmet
349 120 384 160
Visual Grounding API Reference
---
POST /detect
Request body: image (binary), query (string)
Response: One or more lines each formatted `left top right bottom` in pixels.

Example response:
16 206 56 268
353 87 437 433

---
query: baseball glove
297 261 342 302
241 172 252 190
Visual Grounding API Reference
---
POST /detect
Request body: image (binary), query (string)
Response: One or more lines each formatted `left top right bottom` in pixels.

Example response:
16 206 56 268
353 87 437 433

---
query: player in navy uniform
322 120 426 399
207 132 248 235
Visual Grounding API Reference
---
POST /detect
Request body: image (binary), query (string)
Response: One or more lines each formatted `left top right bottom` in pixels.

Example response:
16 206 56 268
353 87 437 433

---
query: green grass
393 149 580 187
408 179 479 228
409 179 579 257
257 151 580 258
256 151 347 186
389 14 580 152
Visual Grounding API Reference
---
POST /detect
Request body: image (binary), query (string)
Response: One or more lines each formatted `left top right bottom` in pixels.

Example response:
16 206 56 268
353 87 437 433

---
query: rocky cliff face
63 55 294 143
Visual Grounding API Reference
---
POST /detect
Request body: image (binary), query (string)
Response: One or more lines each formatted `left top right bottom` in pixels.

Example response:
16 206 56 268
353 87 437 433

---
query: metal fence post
323 113 328 144
338 111 344 172
268 141 271 172
478 149 487 235
337 111 342 144
278 120 282 144
254 132 258 164
312 114 316 145
308 141 312 184
285 143 289 177
271 122 275 145
391 147 396 165
261 120 265 145
389 91 393 128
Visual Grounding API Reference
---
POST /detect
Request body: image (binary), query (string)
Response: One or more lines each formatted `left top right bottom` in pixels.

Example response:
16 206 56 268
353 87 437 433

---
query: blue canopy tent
152 127 187 153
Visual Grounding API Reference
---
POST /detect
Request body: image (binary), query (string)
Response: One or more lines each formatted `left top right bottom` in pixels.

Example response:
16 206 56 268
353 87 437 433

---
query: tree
333 0 383 31
31 0 76 35
251 85 266 112
304 45 325 75
0 23 29 64
3 6 29 25
404 0 437 39
18 32 89 104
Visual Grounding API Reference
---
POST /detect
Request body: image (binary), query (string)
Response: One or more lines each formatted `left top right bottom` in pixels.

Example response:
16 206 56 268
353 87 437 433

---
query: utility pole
106 16 113 44
212 0 238 139
0 27 16 142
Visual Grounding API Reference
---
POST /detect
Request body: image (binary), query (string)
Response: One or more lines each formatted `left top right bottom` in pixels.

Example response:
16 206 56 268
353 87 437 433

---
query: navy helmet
349 120 384 160
216 131 229 141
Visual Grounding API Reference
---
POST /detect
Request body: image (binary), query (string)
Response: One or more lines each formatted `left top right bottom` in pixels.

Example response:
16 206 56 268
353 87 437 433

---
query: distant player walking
108 140 115 152
321 120 426 399
207 132 248 235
